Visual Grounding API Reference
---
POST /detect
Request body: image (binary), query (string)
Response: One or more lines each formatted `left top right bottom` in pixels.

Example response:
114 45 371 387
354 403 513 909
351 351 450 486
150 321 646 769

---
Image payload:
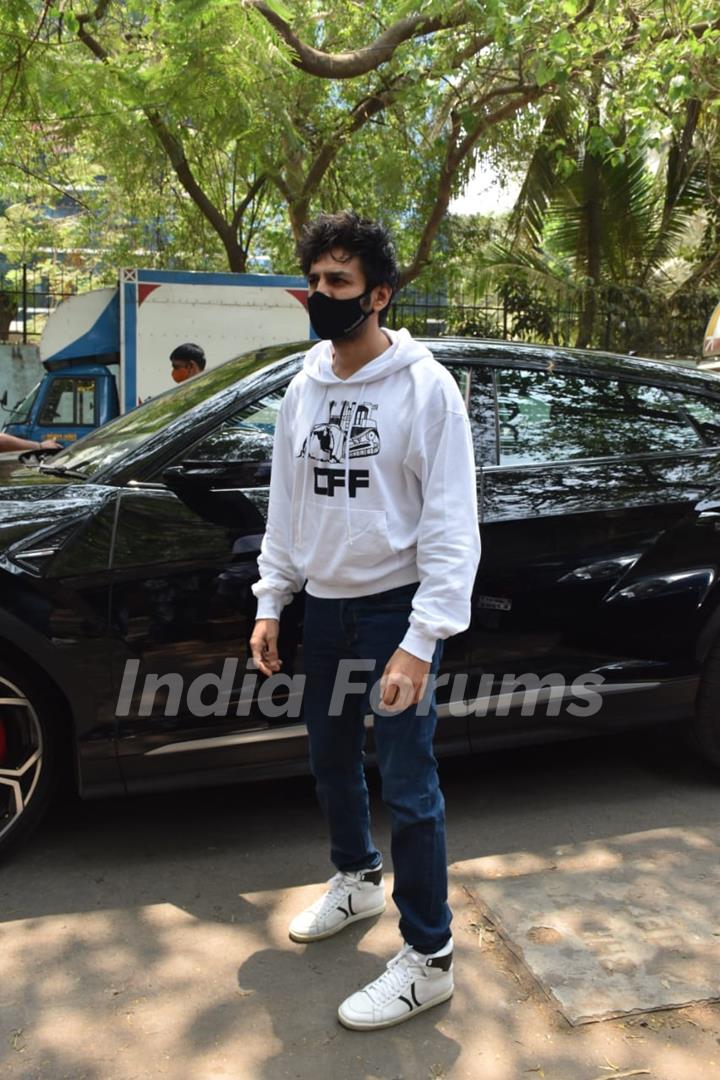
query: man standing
250 211 480 1031
169 342 206 384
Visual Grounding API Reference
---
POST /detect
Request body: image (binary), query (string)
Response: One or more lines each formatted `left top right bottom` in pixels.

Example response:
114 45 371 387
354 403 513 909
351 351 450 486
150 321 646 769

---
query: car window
493 368 705 466
38 377 96 427
667 391 720 444
170 363 494 475
5 380 41 426
178 385 288 463
465 367 498 467
446 365 470 403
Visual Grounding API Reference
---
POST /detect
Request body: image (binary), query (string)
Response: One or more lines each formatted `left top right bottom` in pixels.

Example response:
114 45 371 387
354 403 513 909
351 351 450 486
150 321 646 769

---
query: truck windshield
5 381 41 426
44 343 303 479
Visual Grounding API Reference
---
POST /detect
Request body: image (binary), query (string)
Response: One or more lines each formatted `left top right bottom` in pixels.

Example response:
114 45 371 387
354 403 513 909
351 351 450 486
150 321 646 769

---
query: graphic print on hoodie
252 328 481 662
299 400 380 498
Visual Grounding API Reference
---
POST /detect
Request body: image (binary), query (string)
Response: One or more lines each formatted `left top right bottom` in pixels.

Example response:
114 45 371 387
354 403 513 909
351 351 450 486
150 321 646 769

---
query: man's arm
380 398 480 709
250 394 305 673
0 434 61 452
402 405 480 659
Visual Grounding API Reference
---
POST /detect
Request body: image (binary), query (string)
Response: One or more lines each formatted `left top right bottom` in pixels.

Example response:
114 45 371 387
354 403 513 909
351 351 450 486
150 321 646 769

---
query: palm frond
481 241 577 297
505 97 576 250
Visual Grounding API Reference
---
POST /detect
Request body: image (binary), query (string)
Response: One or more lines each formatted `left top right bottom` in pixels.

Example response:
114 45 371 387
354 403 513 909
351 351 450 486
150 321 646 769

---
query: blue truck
2 268 309 446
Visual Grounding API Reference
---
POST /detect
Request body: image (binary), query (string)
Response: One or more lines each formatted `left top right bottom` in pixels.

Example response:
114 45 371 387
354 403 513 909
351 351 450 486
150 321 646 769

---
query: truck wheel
692 636 720 767
0 665 61 859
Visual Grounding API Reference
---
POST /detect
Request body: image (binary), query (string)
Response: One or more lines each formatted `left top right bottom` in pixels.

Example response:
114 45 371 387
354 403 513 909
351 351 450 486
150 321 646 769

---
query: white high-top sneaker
337 937 454 1030
288 865 385 943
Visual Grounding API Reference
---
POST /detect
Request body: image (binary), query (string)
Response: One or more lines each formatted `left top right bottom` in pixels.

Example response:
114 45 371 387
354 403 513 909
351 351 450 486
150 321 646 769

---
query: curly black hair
297 211 399 320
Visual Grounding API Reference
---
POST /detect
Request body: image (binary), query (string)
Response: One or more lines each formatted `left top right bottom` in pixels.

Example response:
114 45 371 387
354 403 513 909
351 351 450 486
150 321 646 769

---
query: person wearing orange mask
170 343 206 384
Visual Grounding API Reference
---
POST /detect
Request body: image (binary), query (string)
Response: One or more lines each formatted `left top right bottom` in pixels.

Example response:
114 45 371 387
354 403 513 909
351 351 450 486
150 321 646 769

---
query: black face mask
307 287 374 341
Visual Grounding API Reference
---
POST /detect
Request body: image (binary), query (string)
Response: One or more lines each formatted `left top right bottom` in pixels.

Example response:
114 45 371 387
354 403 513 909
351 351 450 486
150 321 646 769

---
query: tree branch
230 172 267 233
75 5 262 268
75 0 112 29
570 0 597 28
274 75 414 240
75 4 112 61
0 158 92 211
250 1 475 78
1 0 54 121
143 109 235 242
592 13 720 65
452 86 544 170
671 249 720 296
76 12 227 234
301 78 407 199
401 86 545 286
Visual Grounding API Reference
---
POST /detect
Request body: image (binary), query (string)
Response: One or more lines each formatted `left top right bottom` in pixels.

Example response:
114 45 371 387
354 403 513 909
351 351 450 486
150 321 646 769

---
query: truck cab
3 285 121 446
3 361 120 446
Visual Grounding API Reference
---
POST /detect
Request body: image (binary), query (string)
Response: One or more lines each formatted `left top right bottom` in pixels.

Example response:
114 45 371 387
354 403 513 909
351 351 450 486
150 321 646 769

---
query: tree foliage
0 0 718 291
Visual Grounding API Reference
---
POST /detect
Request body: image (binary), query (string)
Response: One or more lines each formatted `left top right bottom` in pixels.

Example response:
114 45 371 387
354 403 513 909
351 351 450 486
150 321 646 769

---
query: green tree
480 69 720 345
1 0 719 288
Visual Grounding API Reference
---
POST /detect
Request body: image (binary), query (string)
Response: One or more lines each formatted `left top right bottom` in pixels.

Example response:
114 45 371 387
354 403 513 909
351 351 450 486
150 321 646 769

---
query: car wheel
0 664 61 859
692 636 720 767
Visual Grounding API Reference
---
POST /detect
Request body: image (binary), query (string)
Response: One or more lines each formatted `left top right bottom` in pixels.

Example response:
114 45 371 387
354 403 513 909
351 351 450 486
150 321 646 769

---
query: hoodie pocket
303 504 397 575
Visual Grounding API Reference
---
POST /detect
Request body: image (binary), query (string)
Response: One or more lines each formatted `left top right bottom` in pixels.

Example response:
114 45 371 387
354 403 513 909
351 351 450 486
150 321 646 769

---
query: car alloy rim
0 676 43 844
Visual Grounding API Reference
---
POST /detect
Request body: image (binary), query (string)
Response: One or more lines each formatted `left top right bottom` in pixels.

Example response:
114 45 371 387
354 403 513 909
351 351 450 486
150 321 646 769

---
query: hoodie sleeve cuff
399 625 439 664
254 593 286 622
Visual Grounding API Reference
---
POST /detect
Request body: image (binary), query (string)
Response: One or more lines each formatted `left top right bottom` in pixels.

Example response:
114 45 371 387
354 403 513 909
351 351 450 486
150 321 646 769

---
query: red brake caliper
0 719 6 766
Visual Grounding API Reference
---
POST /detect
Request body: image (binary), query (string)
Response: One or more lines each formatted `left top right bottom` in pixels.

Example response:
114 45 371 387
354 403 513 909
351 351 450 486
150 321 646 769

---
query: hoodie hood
302 327 431 384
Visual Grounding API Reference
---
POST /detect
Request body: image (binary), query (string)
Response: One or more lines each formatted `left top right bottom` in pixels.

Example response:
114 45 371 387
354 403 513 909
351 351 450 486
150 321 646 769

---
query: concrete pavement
2 731 720 1079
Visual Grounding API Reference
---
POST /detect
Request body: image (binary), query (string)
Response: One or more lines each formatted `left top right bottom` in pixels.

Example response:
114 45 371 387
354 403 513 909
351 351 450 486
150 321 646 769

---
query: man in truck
249 210 480 1031
169 342 206 384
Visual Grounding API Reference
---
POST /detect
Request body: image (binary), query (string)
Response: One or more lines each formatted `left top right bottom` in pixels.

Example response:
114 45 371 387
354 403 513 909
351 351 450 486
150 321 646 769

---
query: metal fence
1 264 713 362
389 288 714 361
0 264 102 343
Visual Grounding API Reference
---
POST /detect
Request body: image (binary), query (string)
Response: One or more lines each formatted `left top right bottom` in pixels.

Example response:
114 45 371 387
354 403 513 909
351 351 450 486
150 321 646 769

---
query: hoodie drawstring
345 382 367 546
294 383 329 547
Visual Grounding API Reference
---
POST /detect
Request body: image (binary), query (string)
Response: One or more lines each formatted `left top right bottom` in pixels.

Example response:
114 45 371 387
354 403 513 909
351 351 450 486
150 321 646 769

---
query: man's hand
379 648 431 713
249 618 282 677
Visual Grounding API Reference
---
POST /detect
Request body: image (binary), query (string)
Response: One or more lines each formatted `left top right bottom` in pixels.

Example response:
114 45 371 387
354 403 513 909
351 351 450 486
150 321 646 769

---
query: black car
2 338 720 858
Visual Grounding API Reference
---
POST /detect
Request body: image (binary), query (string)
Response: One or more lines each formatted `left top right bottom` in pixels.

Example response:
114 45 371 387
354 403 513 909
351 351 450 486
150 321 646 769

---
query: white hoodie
252 327 481 662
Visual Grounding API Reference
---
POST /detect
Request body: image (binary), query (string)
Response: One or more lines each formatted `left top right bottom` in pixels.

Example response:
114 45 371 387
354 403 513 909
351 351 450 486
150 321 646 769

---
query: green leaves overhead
0 0 718 287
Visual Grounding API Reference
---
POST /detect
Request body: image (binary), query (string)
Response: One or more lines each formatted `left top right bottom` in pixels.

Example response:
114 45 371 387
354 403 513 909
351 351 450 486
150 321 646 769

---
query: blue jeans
302 582 451 954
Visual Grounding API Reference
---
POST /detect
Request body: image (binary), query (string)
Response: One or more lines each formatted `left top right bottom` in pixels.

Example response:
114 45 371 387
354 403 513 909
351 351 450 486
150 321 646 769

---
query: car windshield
5 381 41 426
45 343 304 479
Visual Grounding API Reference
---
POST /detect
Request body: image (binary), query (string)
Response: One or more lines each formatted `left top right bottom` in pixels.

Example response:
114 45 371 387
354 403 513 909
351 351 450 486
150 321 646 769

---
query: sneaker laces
363 944 421 1006
312 870 358 916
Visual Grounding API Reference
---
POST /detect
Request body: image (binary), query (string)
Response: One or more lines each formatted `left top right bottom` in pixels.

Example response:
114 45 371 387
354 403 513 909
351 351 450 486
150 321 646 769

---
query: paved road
2 727 720 1079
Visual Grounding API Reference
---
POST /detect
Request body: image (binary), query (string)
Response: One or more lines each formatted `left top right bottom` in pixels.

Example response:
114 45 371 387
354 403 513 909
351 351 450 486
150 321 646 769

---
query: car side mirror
163 458 271 491
162 459 269 531
17 446 62 465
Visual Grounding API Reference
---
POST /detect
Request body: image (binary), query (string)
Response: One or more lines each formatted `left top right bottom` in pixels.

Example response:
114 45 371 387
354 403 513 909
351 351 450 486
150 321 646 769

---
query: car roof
421 337 720 396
